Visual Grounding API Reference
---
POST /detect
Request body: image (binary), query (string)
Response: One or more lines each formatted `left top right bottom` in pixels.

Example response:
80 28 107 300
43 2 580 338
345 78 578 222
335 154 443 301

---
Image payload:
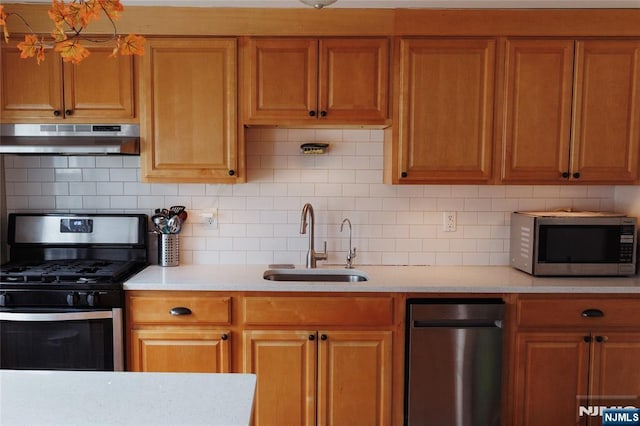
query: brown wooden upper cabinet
385 38 496 184
243 37 389 126
1 40 136 123
499 39 640 184
139 38 242 183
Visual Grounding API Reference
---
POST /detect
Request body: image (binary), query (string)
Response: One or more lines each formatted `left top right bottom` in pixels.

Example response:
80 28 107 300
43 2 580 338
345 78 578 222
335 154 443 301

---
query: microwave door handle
0 311 114 321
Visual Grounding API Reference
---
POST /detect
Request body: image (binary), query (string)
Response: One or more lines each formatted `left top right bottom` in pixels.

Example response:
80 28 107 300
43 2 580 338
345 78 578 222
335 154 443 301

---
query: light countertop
124 264 640 293
0 370 256 426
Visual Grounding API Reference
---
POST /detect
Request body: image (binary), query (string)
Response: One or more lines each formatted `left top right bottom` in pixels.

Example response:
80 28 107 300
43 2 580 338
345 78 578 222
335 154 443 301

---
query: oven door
0 308 123 371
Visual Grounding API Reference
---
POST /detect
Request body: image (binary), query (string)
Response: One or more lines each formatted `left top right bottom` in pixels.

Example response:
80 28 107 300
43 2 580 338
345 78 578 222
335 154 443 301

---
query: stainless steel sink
263 268 368 282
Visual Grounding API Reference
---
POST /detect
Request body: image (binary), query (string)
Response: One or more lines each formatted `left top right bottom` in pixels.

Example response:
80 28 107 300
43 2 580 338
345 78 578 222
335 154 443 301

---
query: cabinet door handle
221 334 228 340
401 172 408 178
583 335 592 343
53 110 61 117
581 309 604 318
561 171 570 178
595 335 606 343
573 172 581 179
320 110 327 117
308 334 315 341
169 306 192 316
309 110 316 117
65 109 73 116
228 169 235 176
320 334 328 341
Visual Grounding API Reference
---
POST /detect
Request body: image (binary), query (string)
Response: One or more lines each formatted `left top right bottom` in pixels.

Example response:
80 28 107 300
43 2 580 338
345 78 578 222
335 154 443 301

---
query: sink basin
263 268 369 282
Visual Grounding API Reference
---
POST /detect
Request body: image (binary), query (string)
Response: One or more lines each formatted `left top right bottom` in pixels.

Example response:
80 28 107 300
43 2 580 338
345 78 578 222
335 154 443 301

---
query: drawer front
517 297 640 328
128 294 231 325
243 296 395 326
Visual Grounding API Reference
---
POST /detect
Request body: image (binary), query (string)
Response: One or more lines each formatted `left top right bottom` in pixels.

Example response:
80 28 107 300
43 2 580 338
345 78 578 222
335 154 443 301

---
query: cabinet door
129 329 231 373
499 39 574 183
1 41 63 121
591 332 640 410
140 38 240 183
317 330 392 426
513 332 590 426
244 38 318 122
571 40 640 183
63 46 136 121
318 38 389 123
243 330 316 426
395 38 495 183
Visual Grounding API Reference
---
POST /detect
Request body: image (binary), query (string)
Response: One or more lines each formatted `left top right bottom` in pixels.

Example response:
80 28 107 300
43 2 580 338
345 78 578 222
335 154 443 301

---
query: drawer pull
169 307 192 316
581 309 604 318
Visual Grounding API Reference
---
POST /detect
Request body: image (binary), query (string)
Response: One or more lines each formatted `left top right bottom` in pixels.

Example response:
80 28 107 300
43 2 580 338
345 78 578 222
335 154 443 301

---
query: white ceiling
9 0 640 7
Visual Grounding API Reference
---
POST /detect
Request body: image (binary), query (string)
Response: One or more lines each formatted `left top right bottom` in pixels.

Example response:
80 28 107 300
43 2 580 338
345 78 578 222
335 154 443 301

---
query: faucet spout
340 218 357 269
300 203 327 268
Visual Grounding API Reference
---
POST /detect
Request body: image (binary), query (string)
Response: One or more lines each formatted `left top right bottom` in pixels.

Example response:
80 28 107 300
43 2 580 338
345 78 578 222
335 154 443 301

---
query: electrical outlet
443 211 456 232
197 208 218 229
207 208 218 230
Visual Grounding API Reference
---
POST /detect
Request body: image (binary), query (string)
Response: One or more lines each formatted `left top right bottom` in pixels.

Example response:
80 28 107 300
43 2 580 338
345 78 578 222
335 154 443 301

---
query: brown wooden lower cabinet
129 328 231 373
126 291 401 425
511 296 640 426
126 291 233 373
243 329 393 426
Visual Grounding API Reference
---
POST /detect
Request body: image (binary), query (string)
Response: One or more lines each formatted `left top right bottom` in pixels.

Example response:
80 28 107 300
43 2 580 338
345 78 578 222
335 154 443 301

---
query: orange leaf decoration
55 39 90 64
0 5 9 43
97 0 124 20
17 34 41 59
48 0 73 28
3 0 143 64
74 0 102 27
119 34 145 56
51 26 67 43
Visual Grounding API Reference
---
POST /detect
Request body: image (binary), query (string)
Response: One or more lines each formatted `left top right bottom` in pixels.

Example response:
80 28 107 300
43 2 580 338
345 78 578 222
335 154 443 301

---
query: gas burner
0 259 143 286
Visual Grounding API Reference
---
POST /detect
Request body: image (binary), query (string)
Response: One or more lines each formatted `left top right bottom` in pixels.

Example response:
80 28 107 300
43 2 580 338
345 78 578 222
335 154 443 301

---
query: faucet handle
317 241 328 260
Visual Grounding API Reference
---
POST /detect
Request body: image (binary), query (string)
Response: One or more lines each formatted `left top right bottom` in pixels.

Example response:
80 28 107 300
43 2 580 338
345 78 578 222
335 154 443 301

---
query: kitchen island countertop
0 370 256 426
124 264 640 293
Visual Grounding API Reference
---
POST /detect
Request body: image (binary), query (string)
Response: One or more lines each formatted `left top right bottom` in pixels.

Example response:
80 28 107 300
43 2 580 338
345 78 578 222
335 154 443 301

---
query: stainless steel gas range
0 213 148 371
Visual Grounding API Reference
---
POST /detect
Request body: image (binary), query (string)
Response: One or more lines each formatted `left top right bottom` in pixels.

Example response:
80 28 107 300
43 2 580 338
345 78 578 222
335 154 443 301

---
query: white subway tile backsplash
3 128 620 266
96 157 123 168
55 196 82 209
70 182 97 196
28 169 54 182
82 196 111 209
42 183 69 196
28 196 55 209
69 157 96 168
55 169 82 182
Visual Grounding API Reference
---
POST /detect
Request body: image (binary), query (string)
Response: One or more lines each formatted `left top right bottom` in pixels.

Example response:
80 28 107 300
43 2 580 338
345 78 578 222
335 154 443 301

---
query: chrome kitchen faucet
340 218 357 269
300 203 327 268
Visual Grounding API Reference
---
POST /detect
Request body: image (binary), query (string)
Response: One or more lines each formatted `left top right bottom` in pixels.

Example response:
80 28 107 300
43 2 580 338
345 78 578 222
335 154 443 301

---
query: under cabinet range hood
0 124 140 155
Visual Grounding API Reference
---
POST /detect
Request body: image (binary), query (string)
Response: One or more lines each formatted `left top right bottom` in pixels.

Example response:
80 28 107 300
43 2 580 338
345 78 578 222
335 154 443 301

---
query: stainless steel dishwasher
405 299 504 426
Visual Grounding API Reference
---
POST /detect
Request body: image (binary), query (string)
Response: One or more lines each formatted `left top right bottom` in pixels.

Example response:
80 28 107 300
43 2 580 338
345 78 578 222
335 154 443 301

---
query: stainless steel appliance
0 213 148 371
510 211 637 276
405 299 504 426
0 123 140 155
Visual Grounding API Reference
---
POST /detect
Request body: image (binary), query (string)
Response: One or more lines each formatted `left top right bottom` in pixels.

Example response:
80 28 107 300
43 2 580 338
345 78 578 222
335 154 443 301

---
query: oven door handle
0 311 114 321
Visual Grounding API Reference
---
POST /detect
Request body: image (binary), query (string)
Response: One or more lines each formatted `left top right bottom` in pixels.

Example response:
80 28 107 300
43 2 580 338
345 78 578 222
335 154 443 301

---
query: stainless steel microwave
510 211 637 276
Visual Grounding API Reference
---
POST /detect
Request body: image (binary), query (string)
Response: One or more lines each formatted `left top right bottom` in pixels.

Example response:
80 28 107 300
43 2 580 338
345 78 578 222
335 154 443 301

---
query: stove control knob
66 292 78 306
0 292 8 307
86 292 98 307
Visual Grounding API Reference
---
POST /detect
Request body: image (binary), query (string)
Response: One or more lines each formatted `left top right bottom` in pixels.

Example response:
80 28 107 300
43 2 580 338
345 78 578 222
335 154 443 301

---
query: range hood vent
0 124 140 155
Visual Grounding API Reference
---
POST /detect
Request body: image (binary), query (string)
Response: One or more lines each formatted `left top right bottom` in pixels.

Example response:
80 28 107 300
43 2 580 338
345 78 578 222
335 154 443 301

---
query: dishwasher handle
413 319 503 329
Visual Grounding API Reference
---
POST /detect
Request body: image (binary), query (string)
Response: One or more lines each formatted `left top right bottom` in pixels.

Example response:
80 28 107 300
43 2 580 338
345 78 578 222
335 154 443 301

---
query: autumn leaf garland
0 1 145 64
